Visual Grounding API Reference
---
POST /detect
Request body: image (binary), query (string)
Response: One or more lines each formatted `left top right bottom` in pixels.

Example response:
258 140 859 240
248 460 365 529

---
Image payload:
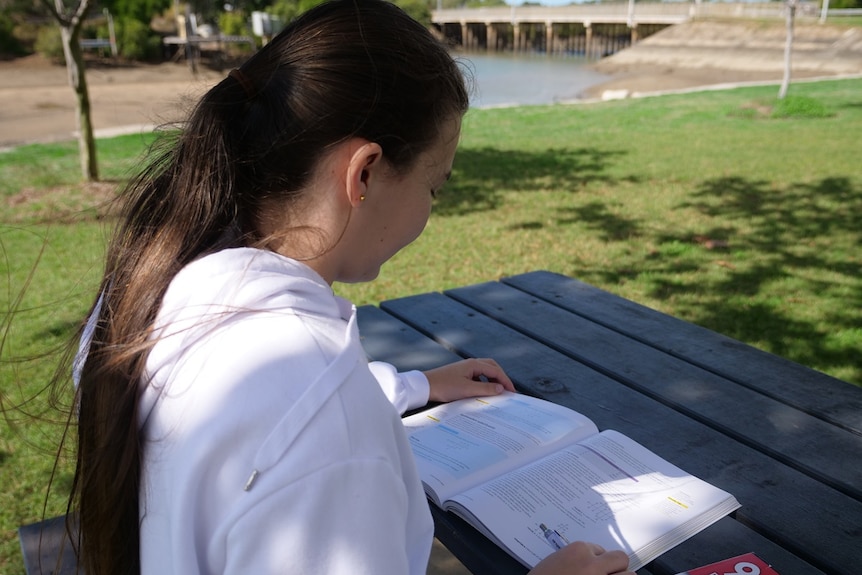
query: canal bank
581 19 862 99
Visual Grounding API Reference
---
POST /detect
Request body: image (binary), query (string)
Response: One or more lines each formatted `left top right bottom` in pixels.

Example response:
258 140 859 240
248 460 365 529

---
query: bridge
430 2 805 57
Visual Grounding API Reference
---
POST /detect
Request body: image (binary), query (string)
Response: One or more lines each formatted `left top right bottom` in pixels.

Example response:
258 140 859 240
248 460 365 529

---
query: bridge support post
486 23 497 51
545 21 553 55
460 21 477 50
584 22 593 58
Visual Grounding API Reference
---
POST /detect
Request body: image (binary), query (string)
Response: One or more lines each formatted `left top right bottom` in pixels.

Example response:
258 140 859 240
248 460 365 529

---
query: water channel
454 52 613 108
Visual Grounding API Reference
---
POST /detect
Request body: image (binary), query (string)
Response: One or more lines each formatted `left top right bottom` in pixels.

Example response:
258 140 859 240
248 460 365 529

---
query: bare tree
41 0 99 181
779 0 797 100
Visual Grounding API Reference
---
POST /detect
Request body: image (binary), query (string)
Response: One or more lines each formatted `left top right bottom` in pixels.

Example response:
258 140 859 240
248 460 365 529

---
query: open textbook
403 392 741 572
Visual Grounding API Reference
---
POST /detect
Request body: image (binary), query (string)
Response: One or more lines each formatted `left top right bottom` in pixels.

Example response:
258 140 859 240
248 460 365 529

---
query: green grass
0 132 159 222
2 78 861 573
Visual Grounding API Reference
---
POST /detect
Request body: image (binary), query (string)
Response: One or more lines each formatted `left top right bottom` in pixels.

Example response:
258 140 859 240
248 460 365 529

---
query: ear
345 141 384 208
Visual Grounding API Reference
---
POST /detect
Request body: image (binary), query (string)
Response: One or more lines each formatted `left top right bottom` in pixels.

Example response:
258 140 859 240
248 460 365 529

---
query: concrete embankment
582 19 862 98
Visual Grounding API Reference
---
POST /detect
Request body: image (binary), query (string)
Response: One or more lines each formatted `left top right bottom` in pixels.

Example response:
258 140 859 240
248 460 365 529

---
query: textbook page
402 392 599 505
445 429 741 571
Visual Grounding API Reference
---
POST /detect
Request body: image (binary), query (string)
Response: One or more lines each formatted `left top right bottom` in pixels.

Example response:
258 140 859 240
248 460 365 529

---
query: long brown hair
67 2 469 573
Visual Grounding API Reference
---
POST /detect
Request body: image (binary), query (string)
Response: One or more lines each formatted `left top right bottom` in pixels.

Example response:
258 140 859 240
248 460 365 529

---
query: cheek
406 198 433 240
381 197 431 256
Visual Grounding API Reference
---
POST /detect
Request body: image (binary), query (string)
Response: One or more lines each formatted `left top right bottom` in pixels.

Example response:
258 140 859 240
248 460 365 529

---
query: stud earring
360 195 366 201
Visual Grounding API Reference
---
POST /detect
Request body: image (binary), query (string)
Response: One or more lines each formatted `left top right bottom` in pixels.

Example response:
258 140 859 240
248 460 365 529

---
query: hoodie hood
139 248 353 430
157 248 343 330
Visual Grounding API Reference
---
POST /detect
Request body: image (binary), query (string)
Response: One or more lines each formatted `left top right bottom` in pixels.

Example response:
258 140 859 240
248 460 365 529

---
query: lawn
1 77 860 573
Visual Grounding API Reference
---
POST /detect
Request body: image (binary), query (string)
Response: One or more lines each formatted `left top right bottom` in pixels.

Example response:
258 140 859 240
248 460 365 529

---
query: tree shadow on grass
557 200 644 242
586 174 861 384
435 146 636 217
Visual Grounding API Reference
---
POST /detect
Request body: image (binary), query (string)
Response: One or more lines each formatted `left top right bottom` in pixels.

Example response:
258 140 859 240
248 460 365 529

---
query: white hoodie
136 248 434 574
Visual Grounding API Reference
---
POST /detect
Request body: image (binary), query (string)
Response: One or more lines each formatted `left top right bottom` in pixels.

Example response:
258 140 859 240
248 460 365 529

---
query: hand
528 542 634 575
424 358 516 403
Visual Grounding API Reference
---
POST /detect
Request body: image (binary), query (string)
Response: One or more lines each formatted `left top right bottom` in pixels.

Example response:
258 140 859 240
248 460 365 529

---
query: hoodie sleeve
367 362 429 415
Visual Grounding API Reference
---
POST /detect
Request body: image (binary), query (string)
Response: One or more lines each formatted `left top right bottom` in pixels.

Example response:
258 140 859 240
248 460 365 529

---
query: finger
472 359 516 391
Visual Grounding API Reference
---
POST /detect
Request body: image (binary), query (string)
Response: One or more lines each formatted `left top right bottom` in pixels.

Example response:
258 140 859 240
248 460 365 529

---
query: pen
540 523 568 550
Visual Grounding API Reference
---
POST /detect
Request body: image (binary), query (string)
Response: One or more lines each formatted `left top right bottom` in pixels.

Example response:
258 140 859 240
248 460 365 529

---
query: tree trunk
779 0 796 100
52 0 99 181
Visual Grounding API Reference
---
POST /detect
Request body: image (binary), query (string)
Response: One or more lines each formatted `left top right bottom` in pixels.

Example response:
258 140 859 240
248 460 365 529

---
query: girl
69 1 634 574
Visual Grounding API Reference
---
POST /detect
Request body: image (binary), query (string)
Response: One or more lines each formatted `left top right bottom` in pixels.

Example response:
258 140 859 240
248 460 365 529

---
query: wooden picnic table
19 270 861 574
357 270 862 575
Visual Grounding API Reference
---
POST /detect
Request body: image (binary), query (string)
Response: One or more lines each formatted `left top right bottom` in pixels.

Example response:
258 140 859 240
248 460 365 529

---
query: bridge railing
693 1 818 18
432 4 690 24
431 2 822 25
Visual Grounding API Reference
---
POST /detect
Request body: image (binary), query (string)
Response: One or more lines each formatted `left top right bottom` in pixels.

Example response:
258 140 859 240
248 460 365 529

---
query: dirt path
0 54 225 149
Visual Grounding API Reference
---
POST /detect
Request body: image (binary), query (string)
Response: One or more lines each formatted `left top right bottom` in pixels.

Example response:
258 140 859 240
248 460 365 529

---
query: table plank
502 271 862 434
358 301 833 575
358 305 462 370
373 292 857 575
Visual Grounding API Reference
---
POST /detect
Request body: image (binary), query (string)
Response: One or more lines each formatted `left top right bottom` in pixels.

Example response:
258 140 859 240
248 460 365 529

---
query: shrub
218 10 250 37
116 17 160 61
34 24 64 63
11 20 40 54
0 12 24 55
396 0 431 25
